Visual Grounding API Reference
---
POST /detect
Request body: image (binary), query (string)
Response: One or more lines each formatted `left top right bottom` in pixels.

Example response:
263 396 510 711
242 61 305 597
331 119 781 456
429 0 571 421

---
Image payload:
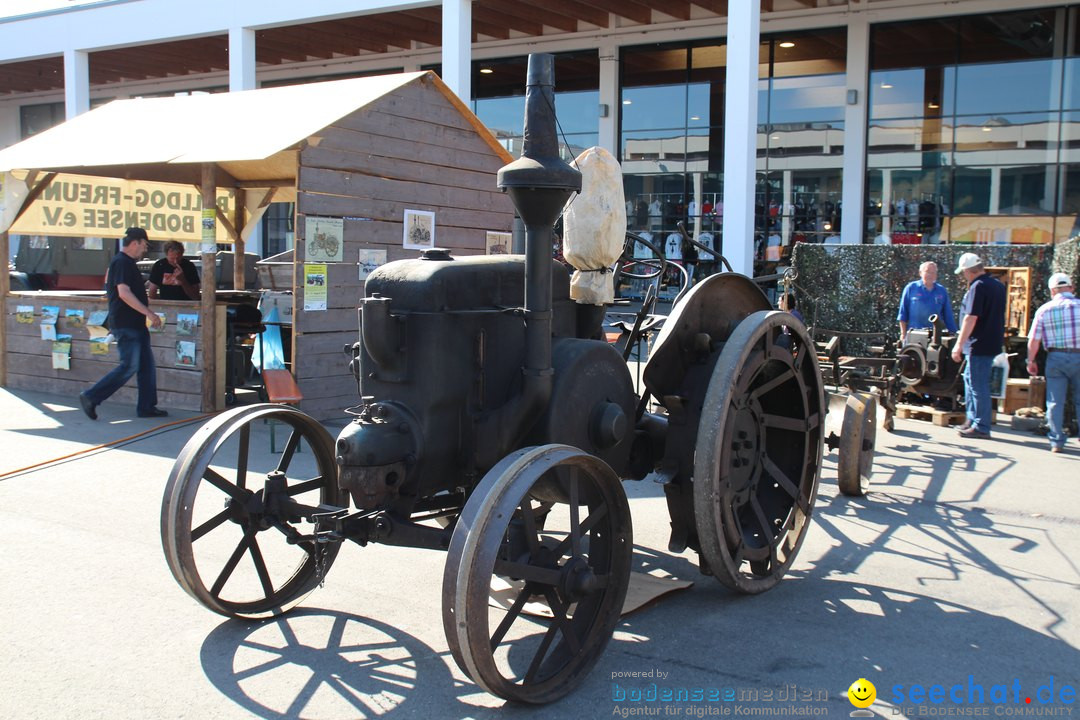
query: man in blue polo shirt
898 261 957 339
950 253 1006 439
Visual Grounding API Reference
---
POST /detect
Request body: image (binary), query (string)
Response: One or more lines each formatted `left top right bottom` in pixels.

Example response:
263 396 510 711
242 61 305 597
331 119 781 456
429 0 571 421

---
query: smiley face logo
848 678 877 709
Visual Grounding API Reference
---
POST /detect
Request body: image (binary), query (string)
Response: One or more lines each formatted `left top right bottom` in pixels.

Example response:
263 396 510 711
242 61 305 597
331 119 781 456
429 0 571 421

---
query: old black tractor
160 55 825 704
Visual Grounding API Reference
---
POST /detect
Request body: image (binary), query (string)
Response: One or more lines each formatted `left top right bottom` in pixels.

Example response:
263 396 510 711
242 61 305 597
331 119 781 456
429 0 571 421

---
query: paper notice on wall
52 334 72 370
304 263 328 311
306 216 344 263
358 249 386 280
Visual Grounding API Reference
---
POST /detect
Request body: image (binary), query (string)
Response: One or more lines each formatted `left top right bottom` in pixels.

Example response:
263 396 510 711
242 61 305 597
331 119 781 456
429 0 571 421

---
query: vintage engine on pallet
160 53 827 706
895 313 964 405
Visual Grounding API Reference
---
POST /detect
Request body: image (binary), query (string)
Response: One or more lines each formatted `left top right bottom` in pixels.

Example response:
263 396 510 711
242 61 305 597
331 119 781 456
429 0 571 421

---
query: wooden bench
262 369 303 452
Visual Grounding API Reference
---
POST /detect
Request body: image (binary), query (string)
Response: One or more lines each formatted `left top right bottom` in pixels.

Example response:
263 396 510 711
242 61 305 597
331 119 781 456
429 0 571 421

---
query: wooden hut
0 72 515 419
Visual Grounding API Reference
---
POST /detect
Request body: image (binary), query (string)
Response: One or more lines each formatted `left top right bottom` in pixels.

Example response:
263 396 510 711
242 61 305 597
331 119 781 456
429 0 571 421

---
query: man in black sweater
79 227 167 420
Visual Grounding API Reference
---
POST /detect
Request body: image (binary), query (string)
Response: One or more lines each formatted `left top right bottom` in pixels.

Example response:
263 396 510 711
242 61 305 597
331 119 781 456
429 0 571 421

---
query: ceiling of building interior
0 0 865 97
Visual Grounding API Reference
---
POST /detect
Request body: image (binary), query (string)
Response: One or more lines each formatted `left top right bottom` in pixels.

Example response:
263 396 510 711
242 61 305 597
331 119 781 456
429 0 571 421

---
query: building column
598 39 618 157
229 26 256 91
781 170 792 247
64 49 90 119
442 0 471 102
881 169 893 239
989 166 1001 215
721 1 760 276
841 14 869 245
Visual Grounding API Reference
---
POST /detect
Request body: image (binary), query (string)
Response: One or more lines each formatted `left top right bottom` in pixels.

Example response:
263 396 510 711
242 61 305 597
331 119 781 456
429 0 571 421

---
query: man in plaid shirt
1027 273 1080 453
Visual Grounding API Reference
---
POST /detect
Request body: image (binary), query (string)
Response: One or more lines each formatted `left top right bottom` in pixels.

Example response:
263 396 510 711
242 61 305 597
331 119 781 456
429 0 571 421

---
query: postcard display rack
5 293 223 412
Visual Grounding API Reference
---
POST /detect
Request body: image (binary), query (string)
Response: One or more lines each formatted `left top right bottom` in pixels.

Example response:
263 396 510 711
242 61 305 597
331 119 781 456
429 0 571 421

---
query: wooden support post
0 231 8 387
233 190 246 290
200 164 218 413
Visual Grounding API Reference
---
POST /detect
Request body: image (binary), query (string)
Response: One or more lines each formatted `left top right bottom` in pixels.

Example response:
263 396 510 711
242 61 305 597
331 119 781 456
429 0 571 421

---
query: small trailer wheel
837 392 877 496
442 445 632 704
160 404 345 619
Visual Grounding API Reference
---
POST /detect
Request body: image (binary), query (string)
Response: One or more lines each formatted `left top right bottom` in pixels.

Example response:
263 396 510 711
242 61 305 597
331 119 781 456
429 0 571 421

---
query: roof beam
543 0 609 28
472 6 543 36
576 0 651 25
691 0 728 15
655 1 692 21
270 24 389 54
476 1 578 33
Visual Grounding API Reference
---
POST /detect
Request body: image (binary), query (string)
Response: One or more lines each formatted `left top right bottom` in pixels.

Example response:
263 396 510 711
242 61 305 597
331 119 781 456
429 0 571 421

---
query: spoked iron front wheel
694 310 825 594
442 445 632 704
161 404 346 619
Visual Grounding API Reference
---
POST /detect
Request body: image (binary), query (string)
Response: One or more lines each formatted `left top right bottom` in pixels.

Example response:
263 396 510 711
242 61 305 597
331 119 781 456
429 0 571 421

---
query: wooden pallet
894 403 967 427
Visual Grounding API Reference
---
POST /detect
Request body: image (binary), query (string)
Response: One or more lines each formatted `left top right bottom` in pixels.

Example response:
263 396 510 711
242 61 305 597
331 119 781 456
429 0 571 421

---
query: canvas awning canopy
0 71 428 187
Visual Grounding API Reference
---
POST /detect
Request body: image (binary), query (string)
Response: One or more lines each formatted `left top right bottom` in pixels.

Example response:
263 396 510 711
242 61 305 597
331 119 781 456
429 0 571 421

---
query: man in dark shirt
148 240 200 301
79 227 167 420
950 252 1006 439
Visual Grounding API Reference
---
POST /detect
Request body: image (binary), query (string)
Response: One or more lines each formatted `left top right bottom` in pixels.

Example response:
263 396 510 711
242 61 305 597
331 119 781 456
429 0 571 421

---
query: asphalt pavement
0 385 1077 720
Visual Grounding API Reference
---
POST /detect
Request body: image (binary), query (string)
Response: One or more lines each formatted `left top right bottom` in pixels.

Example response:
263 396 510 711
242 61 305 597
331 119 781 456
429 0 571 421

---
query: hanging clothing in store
665 232 683 260
648 199 662 230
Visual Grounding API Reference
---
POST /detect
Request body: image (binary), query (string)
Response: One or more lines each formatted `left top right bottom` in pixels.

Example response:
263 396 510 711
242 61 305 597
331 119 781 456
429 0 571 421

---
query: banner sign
10 172 235 243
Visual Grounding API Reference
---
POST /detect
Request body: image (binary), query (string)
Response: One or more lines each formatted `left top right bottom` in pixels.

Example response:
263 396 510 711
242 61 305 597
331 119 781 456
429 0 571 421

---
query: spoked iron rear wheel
442 445 632 704
694 310 824 594
161 404 345 619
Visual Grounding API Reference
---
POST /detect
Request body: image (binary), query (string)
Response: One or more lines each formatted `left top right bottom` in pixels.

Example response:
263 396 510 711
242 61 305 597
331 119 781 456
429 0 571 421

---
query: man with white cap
950 252 1006 439
1026 272 1080 453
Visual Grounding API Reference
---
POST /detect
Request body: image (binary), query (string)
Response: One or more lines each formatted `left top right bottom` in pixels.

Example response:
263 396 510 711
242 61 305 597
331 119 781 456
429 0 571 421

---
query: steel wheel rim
693 310 824 594
838 392 876 496
160 404 343 619
442 445 632 704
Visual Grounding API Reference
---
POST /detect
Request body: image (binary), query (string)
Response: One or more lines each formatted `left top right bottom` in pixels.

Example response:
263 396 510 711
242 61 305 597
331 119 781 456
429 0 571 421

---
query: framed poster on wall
403 209 435 250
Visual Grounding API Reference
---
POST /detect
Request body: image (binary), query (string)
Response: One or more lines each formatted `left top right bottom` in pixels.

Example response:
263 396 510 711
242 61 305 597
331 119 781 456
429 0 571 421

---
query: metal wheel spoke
494 559 562 587
204 467 245 501
191 507 232 542
489 587 531 651
236 423 250 490
544 588 582 655
551 502 608 557
569 471 581 556
750 368 795 400
519 499 542 554
762 413 807 432
287 476 325 496
762 456 810 514
275 428 301 472
523 621 560 685
750 496 775 542
248 536 275 598
210 528 255 597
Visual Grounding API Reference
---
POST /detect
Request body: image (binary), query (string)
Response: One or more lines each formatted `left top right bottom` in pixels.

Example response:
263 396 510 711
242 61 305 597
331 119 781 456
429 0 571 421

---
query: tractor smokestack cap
496 54 582 195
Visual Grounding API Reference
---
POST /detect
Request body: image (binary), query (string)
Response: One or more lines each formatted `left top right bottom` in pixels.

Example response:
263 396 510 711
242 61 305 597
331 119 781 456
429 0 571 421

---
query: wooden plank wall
4 293 222 413
294 76 516 420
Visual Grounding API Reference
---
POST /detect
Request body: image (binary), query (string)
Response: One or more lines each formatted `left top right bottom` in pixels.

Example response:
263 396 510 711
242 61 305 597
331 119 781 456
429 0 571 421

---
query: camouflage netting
790 238 1080 355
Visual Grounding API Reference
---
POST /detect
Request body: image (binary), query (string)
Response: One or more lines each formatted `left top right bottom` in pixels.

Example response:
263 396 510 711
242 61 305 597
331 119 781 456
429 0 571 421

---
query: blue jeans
963 354 993 434
1045 351 1080 449
84 326 158 414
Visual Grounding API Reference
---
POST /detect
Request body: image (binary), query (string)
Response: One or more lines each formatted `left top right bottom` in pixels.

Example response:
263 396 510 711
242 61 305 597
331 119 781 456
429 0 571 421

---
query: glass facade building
868 7 1075 246
530 6 1080 267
